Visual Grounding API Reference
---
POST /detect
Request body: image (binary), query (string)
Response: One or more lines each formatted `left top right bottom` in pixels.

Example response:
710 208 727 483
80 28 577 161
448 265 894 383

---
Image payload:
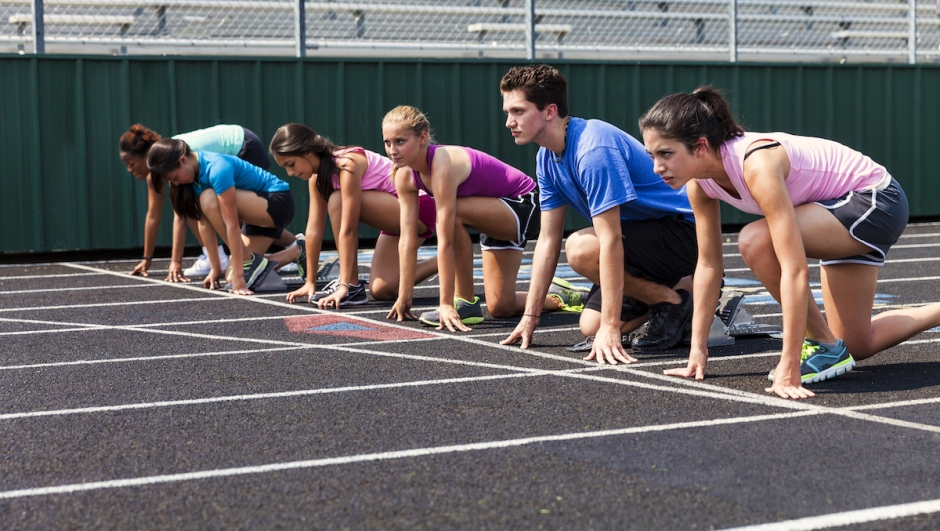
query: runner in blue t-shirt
146 138 296 295
499 64 698 361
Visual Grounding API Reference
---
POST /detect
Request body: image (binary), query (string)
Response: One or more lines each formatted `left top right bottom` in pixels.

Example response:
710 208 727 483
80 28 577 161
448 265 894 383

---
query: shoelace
801 341 820 362
319 278 341 293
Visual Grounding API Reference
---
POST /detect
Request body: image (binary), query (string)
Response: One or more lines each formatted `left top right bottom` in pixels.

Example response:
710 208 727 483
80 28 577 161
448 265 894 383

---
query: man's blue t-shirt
537 117 693 223
192 152 290 196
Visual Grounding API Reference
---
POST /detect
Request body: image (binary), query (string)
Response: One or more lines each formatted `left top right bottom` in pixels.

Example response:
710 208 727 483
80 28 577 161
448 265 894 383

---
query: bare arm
165 212 190 282
665 180 723 380
197 216 222 289
131 174 164 276
216 187 251 295
427 147 473 332
318 154 368 309
388 167 422 321
583 206 637 365
744 147 814 399
286 178 328 303
501 205 567 349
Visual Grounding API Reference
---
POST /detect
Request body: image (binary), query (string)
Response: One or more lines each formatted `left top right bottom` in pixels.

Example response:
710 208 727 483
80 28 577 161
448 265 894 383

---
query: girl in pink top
640 87 940 400
382 105 569 332
270 123 437 309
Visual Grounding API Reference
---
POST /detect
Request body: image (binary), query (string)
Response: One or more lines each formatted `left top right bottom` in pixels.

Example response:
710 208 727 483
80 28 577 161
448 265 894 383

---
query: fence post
31 0 44 54
728 0 737 62
295 0 306 57
524 0 535 60
908 0 916 64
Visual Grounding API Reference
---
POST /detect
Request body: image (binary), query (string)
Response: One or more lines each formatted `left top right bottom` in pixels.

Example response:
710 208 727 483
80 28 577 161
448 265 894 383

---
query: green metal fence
1 55 938 254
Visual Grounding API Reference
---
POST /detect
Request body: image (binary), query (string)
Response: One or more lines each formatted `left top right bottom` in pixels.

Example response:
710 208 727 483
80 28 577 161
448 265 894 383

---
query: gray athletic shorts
479 190 540 252
815 178 908 266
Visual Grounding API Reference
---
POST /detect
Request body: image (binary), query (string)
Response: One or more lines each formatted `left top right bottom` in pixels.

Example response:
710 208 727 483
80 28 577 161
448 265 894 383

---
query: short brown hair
499 64 568 118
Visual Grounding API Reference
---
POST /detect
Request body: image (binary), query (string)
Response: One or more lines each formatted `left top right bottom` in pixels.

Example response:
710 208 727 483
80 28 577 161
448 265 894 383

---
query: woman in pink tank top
270 123 437 308
639 87 938 400
382 105 569 332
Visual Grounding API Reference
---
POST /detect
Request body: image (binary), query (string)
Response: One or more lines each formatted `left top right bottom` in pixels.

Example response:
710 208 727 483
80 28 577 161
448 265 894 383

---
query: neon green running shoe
768 339 856 384
547 277 589 313
419 296 485 327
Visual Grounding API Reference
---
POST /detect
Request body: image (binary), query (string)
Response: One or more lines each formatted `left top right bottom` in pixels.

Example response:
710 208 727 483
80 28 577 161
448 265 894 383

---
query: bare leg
566 228 681 305
821 264 940 360
738 203 876 343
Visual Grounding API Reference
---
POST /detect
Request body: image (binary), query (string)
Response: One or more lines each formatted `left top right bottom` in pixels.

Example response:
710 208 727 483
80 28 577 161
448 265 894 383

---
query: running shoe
631 290 693 350
225 252 270 291
291 239 307 279
768 339 855 384
311 278 369 306
547 277 589 312
184 245 229 277
419 296 485 327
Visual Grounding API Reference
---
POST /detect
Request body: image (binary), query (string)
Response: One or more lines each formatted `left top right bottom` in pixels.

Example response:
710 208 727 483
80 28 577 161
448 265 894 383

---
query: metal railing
4 0 940 63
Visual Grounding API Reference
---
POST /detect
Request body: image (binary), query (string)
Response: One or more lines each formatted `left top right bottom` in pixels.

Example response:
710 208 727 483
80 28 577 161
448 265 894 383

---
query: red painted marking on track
284 315 437 340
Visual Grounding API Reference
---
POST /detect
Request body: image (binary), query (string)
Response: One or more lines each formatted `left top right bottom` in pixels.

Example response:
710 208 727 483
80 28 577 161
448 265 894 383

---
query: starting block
226 260 287 293
567 290 782 351
708 290 782 346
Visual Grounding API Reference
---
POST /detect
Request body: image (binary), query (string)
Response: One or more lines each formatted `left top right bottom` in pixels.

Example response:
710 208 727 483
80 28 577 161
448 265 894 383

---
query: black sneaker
631 290 693 351
311 278 369 306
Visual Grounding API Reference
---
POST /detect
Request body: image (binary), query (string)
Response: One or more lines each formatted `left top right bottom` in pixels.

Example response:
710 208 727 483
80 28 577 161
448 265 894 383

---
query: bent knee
565 232 599 271
369 280 397 301
737 223 773 265
579 309 600 337
486 300 517 319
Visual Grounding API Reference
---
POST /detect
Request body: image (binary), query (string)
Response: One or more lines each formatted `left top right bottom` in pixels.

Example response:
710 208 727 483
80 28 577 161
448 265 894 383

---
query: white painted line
0 346 311 371
0 298 223 313
0 410 820 500
0 272 105 280
0 283 164 295
717 498 940 531
0 372 540 421
846 396 940 411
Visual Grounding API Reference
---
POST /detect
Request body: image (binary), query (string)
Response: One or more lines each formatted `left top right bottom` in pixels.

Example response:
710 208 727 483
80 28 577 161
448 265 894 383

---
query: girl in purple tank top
382 105 570 332
270 123 437 308
640 87 939 400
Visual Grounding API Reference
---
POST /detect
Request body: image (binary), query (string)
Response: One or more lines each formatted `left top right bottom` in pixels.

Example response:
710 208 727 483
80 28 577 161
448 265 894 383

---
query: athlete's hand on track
501 314 540 349
583 324 636 365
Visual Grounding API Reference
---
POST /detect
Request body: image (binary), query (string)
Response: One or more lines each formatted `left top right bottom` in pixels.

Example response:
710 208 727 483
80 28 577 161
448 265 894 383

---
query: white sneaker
184 245 228 277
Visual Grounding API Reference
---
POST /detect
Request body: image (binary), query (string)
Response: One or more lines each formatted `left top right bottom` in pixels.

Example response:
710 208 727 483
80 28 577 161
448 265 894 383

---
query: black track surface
1 225 938 530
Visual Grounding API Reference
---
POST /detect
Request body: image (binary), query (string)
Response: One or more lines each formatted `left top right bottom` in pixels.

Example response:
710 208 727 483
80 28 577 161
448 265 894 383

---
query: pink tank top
699 132 892 215
411 144 535 199
329 147 396 195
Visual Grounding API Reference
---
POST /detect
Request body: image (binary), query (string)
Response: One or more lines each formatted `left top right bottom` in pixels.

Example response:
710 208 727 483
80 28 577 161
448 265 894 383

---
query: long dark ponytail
638 86 744 153
147 138 203 219
269 123 346 202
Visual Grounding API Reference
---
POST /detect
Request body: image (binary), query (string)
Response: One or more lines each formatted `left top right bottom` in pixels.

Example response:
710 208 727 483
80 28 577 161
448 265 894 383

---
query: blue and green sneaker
768 338 856 384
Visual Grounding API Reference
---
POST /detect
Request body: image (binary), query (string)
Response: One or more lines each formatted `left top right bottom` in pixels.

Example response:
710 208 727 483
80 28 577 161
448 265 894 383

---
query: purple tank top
411 144 535 198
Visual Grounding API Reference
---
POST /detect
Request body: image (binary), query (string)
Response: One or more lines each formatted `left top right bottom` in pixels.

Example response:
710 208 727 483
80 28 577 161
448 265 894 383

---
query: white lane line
717 498 940 531
0 298 223 313
0 346 311 371
0 272 104 280
0 372 541 421
21 262 936 434
0 410 820 500
846 396 940 411
0 283 164 295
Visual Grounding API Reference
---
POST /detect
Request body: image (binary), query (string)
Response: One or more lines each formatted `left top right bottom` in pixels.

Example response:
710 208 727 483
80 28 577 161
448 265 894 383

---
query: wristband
523 313 541 318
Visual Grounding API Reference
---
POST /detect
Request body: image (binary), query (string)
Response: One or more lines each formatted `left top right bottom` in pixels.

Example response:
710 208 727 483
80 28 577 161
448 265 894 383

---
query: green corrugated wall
1 55 938 254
